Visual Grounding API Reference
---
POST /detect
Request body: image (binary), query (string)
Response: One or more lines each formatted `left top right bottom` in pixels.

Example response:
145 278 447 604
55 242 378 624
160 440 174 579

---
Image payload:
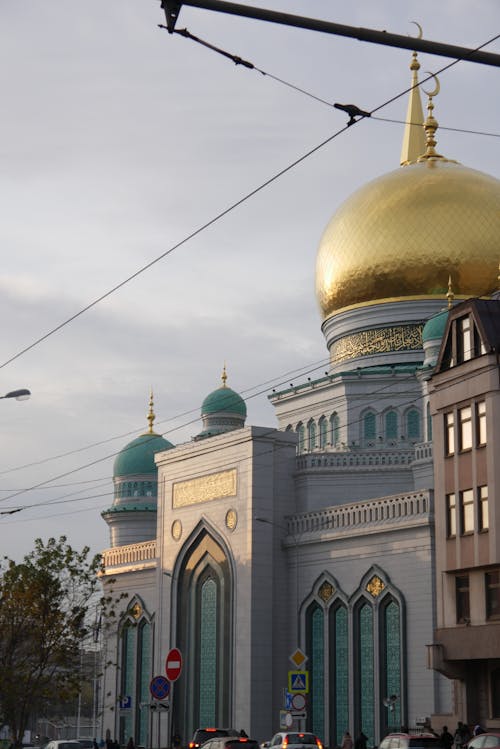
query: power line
3 33 498 372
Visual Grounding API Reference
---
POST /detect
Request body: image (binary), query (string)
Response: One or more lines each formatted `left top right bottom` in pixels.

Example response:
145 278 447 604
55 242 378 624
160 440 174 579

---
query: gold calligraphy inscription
331 324 423 364
173 469 237 508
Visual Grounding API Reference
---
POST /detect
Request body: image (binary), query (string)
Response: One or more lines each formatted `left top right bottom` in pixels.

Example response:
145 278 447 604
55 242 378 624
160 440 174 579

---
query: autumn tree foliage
0 537 106 744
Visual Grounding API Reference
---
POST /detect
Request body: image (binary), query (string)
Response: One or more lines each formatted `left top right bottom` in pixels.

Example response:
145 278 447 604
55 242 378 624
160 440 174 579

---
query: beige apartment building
429 297 500 726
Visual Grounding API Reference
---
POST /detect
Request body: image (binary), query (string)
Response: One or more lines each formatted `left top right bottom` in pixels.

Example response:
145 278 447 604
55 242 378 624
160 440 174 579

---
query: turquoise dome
201 386 247 418
113 432 174 477
422 309 449 343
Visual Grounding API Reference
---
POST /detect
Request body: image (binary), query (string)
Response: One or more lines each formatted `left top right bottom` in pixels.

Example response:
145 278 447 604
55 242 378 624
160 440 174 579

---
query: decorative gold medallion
225 509 237 531
131 602 142 619
366 575 385 597
318 581 335 602
171 519 182 541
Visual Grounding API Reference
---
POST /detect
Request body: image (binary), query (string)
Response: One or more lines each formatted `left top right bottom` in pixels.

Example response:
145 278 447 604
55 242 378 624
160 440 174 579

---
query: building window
456 575 470 624
309 605 325 739
407 408 420 441
330 412 340 446
458 406 472 451
382 601 401 734
426 402 432 441
319 416 328 448
457 315 472 362
460 489 474 534
486 571 500 620
331 605 349 747
479 486 489 531
445 412 455 456
363 412 376 442
297 423 305 453
308 419 317 451
358 602 375 744
385 410 398 440
447 493 456 537
477 401 487 445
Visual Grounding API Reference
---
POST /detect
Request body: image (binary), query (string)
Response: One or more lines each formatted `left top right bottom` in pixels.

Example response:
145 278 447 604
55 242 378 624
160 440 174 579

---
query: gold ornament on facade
319 580 335 602
225 509 238 531
366 575 385 598
173 469 237 508
131 602 143 619
171 519 182 541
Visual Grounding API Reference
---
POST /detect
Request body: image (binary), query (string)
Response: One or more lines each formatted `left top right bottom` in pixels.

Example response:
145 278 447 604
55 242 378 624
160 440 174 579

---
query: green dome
113 432 174 477
422 309 449 343
201 386 247 418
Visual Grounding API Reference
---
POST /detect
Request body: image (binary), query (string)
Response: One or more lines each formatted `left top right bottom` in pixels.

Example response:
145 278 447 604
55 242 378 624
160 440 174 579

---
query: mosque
99 50 500 749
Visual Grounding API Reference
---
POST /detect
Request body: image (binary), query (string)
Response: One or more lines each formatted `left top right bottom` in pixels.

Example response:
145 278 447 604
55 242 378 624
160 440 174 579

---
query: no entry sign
165 647 182 682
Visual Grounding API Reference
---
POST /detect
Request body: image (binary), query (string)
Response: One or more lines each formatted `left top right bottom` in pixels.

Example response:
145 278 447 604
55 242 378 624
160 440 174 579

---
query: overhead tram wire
167 25 500 138
0 365 435 514
0 354 332 478
1 33 498 374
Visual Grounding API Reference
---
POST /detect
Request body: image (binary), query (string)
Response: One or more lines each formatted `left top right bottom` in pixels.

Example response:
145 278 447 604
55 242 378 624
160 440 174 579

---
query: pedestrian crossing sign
288 670 309 693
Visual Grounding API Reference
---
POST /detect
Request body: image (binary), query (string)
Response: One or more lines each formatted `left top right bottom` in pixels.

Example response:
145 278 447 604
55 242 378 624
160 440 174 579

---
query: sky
1 0 499 562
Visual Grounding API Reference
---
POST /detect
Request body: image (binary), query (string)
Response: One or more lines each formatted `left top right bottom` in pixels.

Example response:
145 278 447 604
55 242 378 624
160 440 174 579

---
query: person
355 733 367 749
240 732 249 739
173 733 182 749
440 726 453 749
341 732 353 749
126 739 135 749
473 725 485 737
454 722 470 749
93 740 99 749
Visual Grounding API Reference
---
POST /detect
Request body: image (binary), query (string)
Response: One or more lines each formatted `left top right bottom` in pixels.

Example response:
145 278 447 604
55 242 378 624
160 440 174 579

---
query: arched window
308 419 317 451
381 599 401 733
407 408 420 441
319 416 328 449
307 604 325 738
176 531 232 738
119 602 152 747
385 410 398 440
330 604 349 747
363 412 376 441
297 423 305 453
330 412 340 446
357 601 375 743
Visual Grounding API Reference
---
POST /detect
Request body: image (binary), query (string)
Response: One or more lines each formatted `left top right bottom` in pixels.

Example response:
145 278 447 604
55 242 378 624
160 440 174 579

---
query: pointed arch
330 412 340 446
318 416 328 449
362 410 376 443
173 521 234 741
117 597 154 746
296 422 305 453
307 418 317 451
384 409 398 441
405 407 421 441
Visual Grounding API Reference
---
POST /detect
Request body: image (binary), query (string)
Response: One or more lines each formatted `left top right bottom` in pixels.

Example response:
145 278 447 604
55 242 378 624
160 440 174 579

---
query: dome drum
323 298 446 372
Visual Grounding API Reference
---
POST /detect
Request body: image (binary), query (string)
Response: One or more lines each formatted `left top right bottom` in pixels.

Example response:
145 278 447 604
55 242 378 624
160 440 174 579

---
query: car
44 742 83 749
189 729 240 749
379 734 444 749
467 734 500 749
263 733 323 749
202 737 260 749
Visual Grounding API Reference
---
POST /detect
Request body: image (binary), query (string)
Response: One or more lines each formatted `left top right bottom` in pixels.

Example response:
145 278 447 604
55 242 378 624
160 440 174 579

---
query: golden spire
400 41 426 166
221 363 228 388
447 275 455 309
417 75 446 162
147 388 156 434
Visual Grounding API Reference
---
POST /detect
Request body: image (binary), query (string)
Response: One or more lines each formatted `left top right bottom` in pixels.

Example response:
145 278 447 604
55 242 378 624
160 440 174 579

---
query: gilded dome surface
316 159 500 318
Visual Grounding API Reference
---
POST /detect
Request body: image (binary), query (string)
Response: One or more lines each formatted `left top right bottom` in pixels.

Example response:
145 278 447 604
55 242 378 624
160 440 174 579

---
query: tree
0 537 106 745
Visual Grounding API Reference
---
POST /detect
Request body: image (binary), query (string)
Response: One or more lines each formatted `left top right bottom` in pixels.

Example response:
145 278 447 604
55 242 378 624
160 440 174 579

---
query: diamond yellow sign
289 648 308 669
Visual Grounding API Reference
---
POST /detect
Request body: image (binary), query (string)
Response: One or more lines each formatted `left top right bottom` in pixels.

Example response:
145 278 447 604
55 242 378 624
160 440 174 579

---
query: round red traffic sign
165 647 182 682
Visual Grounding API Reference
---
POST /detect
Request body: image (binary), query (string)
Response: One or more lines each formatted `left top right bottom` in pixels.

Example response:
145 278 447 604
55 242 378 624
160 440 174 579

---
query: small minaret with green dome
195 365 247 440
102 391 174 547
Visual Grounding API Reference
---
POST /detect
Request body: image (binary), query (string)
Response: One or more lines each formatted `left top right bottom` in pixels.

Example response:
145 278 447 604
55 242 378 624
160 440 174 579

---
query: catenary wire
1 32 498 373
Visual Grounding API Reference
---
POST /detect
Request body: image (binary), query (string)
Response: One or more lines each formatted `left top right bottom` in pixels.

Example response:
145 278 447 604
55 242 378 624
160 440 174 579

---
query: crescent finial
409 21 423 39
422 72 440 98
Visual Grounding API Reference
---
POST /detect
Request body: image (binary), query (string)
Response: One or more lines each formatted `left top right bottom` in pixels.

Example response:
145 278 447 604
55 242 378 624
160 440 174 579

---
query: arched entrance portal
173 529 233 742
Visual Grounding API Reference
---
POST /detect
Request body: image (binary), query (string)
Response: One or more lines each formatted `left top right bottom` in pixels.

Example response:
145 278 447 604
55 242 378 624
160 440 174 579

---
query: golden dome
316 157 500 318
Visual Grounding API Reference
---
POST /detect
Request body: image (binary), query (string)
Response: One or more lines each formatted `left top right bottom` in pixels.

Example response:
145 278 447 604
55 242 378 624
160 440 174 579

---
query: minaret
400 47 426 165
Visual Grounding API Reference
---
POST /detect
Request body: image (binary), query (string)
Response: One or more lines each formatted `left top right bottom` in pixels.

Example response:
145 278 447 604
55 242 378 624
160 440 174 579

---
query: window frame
445 412 455 456
486 570 500 620
455 574 470 624
460 488 474 534
477 401 487 446
479 485 489 531
458 406 472 452
446 492 456 537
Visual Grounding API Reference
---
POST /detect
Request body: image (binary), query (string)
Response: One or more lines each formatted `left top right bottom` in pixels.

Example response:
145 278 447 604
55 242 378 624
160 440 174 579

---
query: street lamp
1 388 31 401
